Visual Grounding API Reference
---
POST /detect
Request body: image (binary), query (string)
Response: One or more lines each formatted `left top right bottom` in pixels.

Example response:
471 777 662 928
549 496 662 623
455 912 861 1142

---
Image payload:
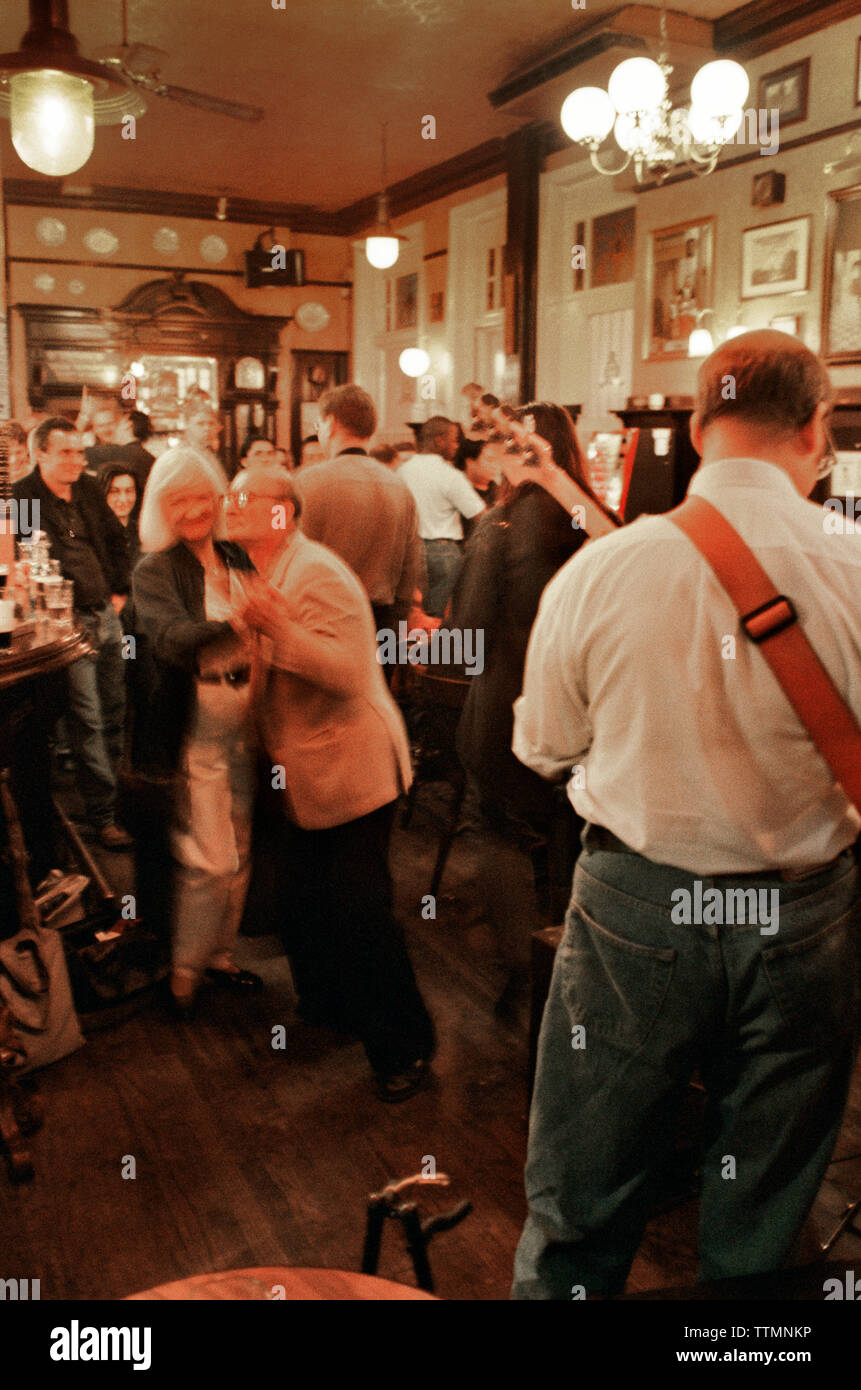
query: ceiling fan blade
150 82 264 123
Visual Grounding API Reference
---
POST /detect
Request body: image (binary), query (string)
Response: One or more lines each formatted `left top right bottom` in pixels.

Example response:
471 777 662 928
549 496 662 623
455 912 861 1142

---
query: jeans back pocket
761 907 861 1050
559 903 676 1055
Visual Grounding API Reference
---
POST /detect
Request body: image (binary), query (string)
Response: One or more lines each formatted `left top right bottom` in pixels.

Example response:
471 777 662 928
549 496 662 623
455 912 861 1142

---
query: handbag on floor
0 770 84 1074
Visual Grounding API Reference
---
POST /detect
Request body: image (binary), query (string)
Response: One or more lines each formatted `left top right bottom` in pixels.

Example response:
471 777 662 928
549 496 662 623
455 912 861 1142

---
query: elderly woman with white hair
128 445 261 1014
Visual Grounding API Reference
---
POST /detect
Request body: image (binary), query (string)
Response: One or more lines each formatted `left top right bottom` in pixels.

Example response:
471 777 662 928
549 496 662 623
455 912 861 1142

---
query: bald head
695 330 832 439
691 330 834 497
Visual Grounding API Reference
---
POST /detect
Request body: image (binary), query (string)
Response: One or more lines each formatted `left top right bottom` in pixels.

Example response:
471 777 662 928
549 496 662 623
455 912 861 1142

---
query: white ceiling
0 0 745 210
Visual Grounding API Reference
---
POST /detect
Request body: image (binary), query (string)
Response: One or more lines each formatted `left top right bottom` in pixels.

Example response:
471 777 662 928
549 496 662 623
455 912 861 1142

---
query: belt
423 537 463 544
196 666 251 687
583 824 845 882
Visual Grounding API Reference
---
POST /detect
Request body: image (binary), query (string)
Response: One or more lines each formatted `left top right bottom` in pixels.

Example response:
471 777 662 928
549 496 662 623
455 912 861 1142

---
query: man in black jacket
13 418 132 849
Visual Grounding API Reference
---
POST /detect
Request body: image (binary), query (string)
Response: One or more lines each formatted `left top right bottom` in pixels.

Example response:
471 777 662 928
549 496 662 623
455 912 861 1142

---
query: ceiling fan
0 0 264 130
93 0 264 124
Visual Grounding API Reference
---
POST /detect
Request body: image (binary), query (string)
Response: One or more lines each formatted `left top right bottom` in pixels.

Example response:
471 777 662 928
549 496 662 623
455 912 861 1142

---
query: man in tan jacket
224 461 435 1101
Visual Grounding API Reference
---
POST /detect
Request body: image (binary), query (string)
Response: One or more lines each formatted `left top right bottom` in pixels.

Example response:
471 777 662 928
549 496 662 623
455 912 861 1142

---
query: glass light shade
688 328 715 357
399 348 430 378
10 69 95 177
365 235 400 269
613 109 660 155
608 58 666 116
690 60 749 118
688 103 743 147
560 87 615 144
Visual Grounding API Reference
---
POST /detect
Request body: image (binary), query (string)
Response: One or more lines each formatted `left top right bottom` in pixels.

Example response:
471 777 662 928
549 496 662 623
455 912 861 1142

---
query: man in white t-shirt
398 416 485 617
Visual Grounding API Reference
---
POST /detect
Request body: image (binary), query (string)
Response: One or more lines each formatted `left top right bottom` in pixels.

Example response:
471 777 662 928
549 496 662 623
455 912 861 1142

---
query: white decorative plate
295 301 330 332
33 273 55 293
200 234 228 264
153 226 180 254
84 228 119 256
35 217 66 248
68 279 86 296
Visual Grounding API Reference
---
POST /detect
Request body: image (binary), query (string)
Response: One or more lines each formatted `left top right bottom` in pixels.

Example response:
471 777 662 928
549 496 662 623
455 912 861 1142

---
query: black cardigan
127 540 255 774
13 466 130 598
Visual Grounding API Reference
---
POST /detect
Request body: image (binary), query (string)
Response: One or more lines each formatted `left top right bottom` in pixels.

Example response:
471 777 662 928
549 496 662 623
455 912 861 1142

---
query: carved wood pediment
112 271 257 322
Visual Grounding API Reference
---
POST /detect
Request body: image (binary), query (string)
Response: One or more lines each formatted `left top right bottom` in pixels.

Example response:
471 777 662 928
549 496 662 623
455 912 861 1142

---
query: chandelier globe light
559 10 750 184
399 348 430 377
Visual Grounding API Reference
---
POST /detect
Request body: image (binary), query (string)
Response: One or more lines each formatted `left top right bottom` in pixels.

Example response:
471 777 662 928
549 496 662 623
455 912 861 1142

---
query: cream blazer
254 531 412 830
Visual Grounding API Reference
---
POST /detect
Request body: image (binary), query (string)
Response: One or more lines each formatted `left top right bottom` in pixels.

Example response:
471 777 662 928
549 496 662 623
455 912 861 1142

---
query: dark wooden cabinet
18 273 288 473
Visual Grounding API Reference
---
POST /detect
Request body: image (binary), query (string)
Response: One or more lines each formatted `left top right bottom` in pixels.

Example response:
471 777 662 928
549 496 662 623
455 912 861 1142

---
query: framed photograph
590 207 635 288
395 272 418 330
758 58 810 129
645 216 714 360
822 184 861 363
740 216 811 298
573 219 585 292
429 290 445 323
751 170 785 208
770 314 800 335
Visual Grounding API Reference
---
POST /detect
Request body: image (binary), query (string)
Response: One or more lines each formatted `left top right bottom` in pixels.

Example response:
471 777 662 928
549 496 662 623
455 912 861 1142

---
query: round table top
126 1266 438 1301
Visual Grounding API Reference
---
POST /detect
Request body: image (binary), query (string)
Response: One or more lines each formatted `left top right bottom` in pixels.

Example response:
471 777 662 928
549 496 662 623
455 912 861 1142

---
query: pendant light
365 122 407 269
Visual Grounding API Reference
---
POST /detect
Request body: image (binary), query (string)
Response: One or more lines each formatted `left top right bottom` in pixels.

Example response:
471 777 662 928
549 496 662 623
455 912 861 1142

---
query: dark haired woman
450 402 622 1016
99 463 142 574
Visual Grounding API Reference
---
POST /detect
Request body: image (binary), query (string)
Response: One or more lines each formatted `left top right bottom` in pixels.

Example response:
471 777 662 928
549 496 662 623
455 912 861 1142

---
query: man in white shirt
399 416 485 616
511 330 861 1298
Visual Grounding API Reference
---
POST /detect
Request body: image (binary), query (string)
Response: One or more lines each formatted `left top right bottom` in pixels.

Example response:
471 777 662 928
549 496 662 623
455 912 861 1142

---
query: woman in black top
99 463 142 574
451 401 621 1014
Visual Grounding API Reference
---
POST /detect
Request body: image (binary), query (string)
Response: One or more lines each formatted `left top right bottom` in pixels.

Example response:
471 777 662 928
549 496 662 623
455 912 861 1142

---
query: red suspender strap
669 493 861 814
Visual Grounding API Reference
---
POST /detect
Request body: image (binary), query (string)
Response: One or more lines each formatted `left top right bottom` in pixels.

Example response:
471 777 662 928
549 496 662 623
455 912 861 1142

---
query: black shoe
376 1059 430 1104
204 967 263 991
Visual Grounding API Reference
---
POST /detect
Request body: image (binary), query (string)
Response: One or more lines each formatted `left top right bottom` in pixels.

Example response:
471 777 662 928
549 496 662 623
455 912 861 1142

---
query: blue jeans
511 833 861 1298
423 539 463 619
65 602 126 828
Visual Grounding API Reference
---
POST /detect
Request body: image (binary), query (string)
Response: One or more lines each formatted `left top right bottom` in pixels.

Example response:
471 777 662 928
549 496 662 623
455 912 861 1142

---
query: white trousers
171 683 255 985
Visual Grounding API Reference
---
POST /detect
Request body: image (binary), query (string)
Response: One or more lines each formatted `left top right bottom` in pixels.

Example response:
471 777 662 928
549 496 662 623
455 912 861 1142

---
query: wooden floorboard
2 784 861 1299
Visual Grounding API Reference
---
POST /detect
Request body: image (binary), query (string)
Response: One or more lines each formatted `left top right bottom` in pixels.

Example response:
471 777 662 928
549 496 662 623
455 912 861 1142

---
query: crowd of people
8 328 861 1293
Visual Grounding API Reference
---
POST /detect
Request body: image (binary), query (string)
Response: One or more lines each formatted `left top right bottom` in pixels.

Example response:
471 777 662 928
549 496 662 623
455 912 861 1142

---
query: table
127 1267 438 1301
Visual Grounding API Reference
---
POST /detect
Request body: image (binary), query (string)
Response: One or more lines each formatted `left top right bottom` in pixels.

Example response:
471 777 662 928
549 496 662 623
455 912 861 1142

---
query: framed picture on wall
645 216 714 360
757 58 810 129
740 216 810 298
590 207 635 288
770 314 801 335
822 183 861 363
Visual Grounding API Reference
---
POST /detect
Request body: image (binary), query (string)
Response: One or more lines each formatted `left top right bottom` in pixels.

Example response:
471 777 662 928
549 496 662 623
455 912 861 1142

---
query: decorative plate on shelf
200 234 228 264
294 301 330 332
68 280 86 296
33 273 55 293
83 228 119 256
153 227 180 254
35 217 66 248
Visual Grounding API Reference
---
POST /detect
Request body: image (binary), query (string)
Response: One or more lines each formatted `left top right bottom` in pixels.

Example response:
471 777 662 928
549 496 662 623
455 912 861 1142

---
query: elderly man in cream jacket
225 461 435 1102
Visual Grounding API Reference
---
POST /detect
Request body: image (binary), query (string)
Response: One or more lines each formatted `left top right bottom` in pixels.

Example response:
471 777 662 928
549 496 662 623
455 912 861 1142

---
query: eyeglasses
221 491 287 509
816 425 838 481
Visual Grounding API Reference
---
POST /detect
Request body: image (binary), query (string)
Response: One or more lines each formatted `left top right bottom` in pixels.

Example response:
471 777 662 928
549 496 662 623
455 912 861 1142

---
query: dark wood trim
10 256 243 278
504 125 543 402
821 181 861 364
337 138 507 234
488 32 646 109
757 56 811 130
627 114 861 194
3 179 345 236
855 34 861 108
715 0 861 60
423 249 448 261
